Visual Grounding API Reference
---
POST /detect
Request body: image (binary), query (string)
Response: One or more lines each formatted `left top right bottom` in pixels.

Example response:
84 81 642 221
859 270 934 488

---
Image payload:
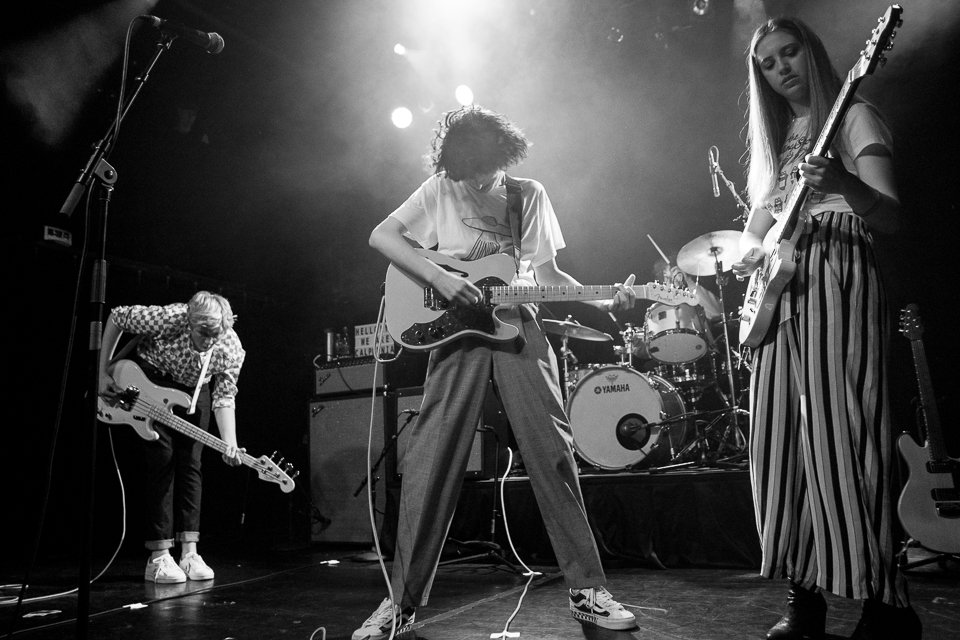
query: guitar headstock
851 5 903 82
641 282 698 306
899 303 923 341
254 452 298 493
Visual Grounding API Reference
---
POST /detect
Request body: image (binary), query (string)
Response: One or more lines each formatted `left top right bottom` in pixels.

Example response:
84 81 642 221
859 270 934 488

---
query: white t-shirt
759 102 893 220
389 172 566 286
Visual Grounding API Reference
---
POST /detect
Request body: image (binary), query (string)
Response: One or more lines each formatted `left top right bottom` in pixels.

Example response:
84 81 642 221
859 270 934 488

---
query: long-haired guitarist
729 14 919 640
354 105 638 640
98 291 246 584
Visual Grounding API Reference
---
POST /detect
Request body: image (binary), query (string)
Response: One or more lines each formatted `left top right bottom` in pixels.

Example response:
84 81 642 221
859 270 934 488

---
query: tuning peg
271 450 279 459
289 469 300 480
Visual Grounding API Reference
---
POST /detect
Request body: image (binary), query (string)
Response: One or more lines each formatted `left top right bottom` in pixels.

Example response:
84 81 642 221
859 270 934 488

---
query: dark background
2 0 958 566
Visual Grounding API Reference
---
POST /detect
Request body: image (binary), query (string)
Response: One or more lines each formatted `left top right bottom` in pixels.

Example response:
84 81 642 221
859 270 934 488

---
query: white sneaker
569 586 636 630
144 553 186 584
178 552 215 580
352 597 416 640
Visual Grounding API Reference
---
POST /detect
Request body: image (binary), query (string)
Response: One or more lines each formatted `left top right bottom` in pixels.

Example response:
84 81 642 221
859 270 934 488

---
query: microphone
709 149 720 198
144 15 225 54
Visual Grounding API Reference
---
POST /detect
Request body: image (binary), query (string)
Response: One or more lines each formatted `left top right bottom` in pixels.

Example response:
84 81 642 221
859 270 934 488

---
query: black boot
766 581 826 640
850 599 922 640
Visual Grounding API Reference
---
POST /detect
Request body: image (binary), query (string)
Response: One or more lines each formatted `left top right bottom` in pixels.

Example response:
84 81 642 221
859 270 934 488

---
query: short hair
187 291 235 334
427 105 529 181
744 17 842 208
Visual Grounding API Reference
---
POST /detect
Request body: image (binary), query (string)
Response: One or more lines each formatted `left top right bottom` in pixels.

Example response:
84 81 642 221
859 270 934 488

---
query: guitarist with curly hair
354 105 639 640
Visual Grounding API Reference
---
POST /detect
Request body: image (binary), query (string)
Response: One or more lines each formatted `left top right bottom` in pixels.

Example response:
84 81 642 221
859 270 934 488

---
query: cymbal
543 319 613 342
677 230 743 276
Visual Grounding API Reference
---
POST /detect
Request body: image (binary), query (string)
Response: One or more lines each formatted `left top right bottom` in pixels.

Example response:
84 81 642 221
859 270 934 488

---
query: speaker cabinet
308 396 385 543
382 384 510 486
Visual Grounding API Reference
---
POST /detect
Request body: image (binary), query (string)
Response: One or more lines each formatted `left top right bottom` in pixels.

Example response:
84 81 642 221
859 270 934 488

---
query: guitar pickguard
401 276 506 348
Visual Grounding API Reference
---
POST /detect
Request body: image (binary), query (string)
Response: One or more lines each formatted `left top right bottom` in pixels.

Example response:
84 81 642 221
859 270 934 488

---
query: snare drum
644 303 710 364
565 365 688 470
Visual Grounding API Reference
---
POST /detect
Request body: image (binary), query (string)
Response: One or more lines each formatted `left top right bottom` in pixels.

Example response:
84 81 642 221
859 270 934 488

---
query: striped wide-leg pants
748 211 909 606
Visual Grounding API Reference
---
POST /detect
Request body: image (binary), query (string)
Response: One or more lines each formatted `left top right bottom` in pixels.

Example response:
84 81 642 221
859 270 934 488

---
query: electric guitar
896 304 960 553
384 248 696 351
97 359 297 493
739 5 903 349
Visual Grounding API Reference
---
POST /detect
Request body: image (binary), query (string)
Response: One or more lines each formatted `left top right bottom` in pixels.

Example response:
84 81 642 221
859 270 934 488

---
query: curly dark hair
427 105 529 181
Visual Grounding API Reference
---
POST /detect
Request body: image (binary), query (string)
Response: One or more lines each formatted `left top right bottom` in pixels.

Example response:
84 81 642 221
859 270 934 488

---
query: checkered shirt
111 302 246 410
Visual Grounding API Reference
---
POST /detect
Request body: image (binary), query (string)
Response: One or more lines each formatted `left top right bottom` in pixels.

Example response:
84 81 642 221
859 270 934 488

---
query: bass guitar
97 359 297 494
896 304 960 553
385 248 695 351
739 5 903 349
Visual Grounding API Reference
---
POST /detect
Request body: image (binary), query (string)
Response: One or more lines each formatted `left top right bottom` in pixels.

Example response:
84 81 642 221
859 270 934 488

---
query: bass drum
566 365 688 470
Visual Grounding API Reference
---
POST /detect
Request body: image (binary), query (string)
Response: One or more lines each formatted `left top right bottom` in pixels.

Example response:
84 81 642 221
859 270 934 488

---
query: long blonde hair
744 17 842 209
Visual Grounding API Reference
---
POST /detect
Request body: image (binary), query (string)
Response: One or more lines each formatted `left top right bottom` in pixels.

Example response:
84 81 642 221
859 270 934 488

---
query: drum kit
545 229 749 472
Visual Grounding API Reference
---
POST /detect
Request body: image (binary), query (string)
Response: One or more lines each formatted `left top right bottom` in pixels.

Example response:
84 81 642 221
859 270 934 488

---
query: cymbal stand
704 249 749 463
705 251 737 408
558 330 578 404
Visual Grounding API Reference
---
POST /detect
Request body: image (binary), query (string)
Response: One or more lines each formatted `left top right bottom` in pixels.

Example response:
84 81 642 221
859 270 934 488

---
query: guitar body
97 359 192 442
897 433 960 553
739 217 803 348
385 251 523 351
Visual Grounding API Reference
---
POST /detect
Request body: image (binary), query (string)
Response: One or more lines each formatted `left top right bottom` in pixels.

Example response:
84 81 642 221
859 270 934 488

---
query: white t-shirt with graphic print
759 102 893 220
389 172 566 287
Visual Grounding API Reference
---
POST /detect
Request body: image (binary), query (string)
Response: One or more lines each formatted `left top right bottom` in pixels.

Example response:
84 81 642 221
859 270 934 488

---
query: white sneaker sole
570 607 636 630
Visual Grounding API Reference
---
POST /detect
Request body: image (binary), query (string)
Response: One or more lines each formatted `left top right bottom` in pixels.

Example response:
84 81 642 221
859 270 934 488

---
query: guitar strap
504 174 523 274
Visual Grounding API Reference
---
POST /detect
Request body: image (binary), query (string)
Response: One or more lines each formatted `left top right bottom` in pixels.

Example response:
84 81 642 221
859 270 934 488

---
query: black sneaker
569 587 636 630
352 598 416 640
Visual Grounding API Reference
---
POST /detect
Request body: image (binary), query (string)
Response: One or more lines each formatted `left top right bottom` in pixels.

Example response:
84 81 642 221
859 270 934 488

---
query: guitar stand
896 537 960 572
438 428 525 576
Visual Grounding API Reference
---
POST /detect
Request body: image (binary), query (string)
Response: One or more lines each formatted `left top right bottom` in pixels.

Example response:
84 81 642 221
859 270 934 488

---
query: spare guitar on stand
896 304 960 569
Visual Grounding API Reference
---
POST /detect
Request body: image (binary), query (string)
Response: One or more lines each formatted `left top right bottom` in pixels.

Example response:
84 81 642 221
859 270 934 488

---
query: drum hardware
676 229 743 410
650 407 749 472
644 230 749 471
544 316 613 403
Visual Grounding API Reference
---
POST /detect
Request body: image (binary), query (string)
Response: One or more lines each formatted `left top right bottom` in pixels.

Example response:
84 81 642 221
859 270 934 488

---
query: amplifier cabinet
382 384 508 486
308 395 385 543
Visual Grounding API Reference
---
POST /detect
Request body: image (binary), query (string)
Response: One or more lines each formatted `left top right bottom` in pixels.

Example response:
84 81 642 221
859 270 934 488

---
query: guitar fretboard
488 285 619 304
139 399 261 469
909 336 947 462
486 284 687 305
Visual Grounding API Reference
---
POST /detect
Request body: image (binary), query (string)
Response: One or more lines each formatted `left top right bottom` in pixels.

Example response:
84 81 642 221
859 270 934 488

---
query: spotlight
393 43 407 56
391 107 413 129
454 85 474 106
692 0 710 16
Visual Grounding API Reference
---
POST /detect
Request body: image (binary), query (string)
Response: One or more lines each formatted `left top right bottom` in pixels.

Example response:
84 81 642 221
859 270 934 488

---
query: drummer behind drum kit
545 230 749 473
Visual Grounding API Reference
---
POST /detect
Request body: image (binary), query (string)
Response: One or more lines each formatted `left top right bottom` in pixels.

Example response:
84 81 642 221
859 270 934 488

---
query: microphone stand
69 36 175 640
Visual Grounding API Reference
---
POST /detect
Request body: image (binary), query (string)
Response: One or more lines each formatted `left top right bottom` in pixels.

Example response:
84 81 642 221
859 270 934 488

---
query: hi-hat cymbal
543 319 613 342
677 229 743 276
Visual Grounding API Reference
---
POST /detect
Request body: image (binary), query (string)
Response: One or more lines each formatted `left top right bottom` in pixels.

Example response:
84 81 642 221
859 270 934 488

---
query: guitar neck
778 74 862 244
910 337 948 461
146 402 257 468
489 284 621 304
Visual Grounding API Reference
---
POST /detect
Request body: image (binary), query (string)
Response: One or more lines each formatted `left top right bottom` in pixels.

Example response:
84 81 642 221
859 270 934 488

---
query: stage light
394 43 406 56
454 84 474 106
391 107 413 129
692 0 710 16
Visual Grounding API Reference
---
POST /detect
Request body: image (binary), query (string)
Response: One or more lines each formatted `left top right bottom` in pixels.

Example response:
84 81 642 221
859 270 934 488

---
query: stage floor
2 544 957 639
